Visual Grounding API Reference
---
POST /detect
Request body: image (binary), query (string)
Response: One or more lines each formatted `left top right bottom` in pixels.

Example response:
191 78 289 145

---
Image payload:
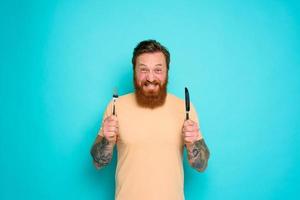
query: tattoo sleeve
90 137 114 169
186 139 210 172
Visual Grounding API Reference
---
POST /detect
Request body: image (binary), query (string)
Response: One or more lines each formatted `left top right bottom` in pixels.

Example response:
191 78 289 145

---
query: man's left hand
182 119 203 146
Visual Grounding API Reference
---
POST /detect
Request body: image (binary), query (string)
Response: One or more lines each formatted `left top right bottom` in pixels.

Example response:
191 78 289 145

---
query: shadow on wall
183 150 210 199
83 65 134 199
82 110 117 199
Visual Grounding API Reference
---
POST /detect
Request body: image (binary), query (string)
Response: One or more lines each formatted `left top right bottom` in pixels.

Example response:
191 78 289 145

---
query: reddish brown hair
132 40 170 70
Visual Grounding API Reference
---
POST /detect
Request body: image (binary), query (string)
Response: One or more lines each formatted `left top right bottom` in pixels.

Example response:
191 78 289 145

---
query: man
90 40 210 200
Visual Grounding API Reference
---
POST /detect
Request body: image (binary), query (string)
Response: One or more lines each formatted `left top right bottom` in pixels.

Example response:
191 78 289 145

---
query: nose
146 71 155 82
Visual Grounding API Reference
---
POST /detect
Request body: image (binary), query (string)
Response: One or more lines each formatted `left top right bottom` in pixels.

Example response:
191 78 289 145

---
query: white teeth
144 84 157 89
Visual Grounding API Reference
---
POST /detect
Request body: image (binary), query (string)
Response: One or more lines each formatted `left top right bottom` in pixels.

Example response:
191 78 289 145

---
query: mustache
142 80 161 86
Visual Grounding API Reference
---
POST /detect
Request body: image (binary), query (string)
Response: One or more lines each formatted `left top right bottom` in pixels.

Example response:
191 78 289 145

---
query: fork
112 87 118 115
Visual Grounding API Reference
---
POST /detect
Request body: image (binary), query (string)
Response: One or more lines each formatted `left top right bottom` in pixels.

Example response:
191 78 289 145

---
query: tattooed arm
182 119 210 172
186 139 210 172
90 135 115 169
91 115 118 169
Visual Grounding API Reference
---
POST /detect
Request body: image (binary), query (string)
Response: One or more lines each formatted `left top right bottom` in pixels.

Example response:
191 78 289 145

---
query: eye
154 68 162 73
140 68 148 73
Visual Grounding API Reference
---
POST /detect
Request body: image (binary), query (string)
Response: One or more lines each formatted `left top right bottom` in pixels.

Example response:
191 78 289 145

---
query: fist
100 115 119 144
182 119 202 146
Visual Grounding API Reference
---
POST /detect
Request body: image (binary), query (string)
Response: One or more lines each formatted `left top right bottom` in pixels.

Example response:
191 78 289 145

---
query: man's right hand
100 115 119 144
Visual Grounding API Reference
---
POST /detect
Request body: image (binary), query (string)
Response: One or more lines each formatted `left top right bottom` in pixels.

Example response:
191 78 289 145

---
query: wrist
185 135 203 148
108 140 116 146
107 136 118 146
98 127 104 137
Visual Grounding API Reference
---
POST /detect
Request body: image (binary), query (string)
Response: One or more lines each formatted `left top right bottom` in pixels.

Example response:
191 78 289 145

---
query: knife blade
185 87 190 120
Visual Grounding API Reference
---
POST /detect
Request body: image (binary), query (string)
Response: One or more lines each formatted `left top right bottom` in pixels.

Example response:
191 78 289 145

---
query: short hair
132 39 170 70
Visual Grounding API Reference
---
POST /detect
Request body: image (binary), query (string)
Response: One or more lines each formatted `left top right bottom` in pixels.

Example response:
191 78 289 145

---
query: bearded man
90 40 210 200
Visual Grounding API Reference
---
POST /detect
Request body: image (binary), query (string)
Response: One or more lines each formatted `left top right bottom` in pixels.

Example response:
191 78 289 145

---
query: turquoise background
1 0 300 199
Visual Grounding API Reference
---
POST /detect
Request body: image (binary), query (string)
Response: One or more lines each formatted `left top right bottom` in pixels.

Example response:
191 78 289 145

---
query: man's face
134 52 168 108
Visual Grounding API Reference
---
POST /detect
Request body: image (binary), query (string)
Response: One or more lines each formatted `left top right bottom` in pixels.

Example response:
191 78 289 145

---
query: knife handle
186 112 189 120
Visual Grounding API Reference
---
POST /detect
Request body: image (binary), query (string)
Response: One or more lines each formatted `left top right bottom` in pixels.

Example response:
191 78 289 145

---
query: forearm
186 139 210 172
90 136 115 169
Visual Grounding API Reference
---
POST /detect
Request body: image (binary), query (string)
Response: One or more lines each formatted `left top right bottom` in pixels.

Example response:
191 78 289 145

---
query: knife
185 87 190 120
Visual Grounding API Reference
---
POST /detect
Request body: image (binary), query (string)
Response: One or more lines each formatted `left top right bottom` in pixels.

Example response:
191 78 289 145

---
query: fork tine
113 87 118 98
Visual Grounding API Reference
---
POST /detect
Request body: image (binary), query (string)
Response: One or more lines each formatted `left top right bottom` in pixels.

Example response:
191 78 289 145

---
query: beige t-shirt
100 93 199 200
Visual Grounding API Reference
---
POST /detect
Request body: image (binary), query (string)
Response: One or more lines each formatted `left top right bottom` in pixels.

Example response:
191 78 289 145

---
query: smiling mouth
143 82 159 89
144 80 159 86
142 83 160 94
144 82 157 86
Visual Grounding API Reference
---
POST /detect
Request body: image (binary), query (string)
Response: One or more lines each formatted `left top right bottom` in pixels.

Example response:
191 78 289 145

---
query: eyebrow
137 63 163 67
137 63 147 67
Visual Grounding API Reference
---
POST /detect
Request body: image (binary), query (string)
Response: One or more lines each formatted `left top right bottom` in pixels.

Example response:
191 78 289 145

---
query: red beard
134 74 168 109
